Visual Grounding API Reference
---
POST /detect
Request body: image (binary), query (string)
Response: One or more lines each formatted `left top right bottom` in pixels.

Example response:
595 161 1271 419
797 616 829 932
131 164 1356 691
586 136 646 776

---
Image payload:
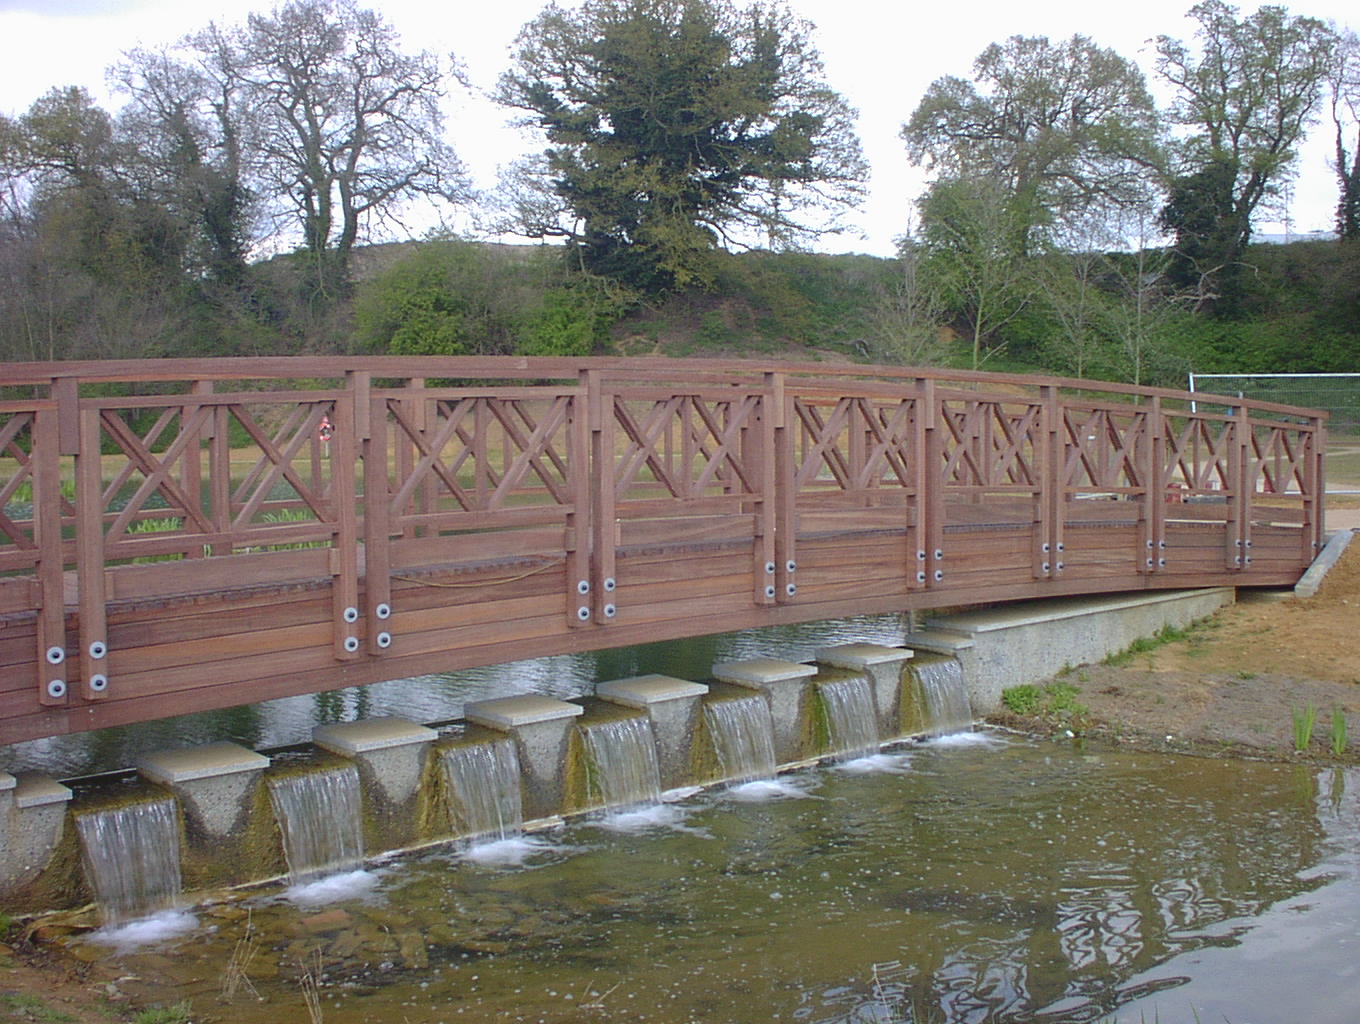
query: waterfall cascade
75 797 183 926
703 695 777 783
579 716 662 811
267 764 364 883
909 655 973 735
442 738 524 841
818 675 881 761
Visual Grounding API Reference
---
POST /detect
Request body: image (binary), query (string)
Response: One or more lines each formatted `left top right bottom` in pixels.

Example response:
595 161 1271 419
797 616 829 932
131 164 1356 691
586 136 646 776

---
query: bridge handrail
0 356 1330 422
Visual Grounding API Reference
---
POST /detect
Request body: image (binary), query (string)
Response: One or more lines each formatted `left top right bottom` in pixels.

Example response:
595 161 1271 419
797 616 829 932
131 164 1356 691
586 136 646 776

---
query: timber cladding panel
0 356 1329 744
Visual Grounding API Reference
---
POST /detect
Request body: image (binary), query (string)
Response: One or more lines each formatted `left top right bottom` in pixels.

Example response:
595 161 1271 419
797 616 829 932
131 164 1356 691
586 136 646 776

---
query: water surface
90 738 1358 1024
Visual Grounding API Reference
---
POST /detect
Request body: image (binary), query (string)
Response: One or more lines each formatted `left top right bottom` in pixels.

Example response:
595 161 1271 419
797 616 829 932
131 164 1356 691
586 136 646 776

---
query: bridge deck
0 357 1326 745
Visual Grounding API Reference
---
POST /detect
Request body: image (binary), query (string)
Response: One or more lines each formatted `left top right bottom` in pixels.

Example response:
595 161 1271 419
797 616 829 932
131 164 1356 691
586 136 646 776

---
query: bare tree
234 0 469 291
870 225 949 366
1328 28 1360 240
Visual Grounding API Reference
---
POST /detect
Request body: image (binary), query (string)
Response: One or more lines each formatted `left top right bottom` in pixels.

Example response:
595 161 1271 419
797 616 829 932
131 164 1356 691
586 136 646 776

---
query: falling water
703 695 777 783
75 797 182 926
909 654 973 735
580 716 662 811
818 675 881 761
267 764 364 883
442 738 524 841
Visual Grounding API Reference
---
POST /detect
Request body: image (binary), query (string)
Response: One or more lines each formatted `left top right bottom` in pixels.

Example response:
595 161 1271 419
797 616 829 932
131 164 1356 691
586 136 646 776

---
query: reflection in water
82 742 1353 1024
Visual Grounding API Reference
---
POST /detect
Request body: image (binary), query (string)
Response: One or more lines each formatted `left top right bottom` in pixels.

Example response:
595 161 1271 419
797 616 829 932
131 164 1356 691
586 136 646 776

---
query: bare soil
991 528 1360 759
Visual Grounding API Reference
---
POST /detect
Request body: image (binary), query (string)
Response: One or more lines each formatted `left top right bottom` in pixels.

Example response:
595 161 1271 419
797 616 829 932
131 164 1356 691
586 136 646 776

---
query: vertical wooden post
1307 417 1326 562
1224 404 1248 571
922 379 945 588
1146 399 1167 574
32 405 69 707
74 406 108 701
907 381 926 590
773 373 796 602
585 371 612 627
1035 387 1059 579
754 374 778 605
364 389 393 656
330 376 362 659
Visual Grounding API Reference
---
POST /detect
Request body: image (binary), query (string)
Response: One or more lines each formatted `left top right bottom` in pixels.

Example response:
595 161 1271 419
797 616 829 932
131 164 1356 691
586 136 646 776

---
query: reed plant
1331 708 1348 756
1292 704 1317 752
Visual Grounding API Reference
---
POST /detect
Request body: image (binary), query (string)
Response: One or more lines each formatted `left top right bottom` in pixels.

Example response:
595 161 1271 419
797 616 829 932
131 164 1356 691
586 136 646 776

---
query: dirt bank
991 530 1360 759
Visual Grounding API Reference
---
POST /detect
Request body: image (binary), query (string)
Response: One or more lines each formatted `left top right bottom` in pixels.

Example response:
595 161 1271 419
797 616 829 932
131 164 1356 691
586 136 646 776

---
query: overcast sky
1 0 1354 256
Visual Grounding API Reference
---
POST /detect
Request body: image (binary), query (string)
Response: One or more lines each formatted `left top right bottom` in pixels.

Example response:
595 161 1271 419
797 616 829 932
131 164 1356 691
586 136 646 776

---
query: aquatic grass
131 1004 193 1024
299 949 325 1024
219 911 260 1002
1292 704 1317 752
1331 708 1347 756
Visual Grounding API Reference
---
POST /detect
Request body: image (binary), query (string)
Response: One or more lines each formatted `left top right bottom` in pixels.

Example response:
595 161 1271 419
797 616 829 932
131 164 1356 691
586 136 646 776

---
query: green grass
1001 681 1089 724
1001 684 1043 715
0 994 76 1023
1331 707 1348 756
1103 623 1193 667
1293 704 1318 752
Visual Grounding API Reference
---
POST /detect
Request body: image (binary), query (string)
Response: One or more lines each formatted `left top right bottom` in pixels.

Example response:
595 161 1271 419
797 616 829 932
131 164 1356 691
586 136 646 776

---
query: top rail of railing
0 356 1331 423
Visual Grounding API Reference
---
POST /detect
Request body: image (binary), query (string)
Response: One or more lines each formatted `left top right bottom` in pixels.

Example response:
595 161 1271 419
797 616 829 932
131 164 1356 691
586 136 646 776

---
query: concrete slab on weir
137 742 271 785
313 717 438 756
465 695 585 729
596 675 710 707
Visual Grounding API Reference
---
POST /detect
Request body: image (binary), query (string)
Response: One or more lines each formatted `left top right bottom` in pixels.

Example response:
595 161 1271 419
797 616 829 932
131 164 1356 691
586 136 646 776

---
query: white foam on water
462 835 554 868
725 777 813 801
834 752 913 775
662 785 703 803
924 730 1003 748
595 802 694 834
89 909 197 950
284 868 379 906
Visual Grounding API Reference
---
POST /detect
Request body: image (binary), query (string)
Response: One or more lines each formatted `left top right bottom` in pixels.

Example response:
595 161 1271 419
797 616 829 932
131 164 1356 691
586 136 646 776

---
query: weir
1 580 1252 919
266 764 364 884
816 674 882 761
577 714 663 812
74 797 182 926
439 737 524 842
907 655 974 736
703 693 779 784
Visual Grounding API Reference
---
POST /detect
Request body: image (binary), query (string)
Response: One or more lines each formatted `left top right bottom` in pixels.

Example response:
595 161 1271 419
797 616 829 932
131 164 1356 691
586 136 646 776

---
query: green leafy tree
496 0 867 291
903 34 1162 253
917 174 1035 370
1154 1 1337 308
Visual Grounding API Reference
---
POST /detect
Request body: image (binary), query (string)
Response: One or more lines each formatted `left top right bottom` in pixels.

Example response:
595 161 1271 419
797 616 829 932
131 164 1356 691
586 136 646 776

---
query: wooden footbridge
0 357 1327 746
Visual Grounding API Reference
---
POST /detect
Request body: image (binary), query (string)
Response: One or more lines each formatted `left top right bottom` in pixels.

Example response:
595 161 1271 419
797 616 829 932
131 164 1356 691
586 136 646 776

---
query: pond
84 736 1359 1024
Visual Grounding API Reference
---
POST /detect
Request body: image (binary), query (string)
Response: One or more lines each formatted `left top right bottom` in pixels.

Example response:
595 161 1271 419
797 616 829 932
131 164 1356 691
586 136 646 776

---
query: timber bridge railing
0 357 1328 745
